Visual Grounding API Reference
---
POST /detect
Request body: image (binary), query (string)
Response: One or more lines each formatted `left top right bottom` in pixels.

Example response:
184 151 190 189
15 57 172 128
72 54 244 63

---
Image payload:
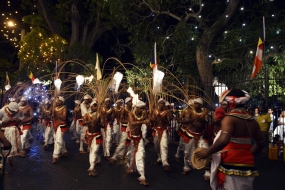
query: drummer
178 97 209 176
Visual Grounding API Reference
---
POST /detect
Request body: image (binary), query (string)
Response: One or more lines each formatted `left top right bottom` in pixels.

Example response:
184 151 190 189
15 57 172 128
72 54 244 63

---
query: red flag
150 42 157 72
6 72 10 85
29 71 35 82
252 17 265 79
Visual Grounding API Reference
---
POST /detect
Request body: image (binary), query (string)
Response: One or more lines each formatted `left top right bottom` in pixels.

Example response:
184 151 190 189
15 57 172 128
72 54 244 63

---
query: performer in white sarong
100 98 114 159
78 95 92 154
52 96 68 164
110 97 133 164
69 100 81 142
126 101 150 186
19 97 34 152
42 99 54 149
86 101 103 176
151 98 171 171
0 102 25 157
113 99 123 145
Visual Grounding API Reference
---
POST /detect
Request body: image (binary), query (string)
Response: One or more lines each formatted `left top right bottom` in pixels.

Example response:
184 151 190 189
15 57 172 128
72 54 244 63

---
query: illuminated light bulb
166 36 169 39
201 4 204 6
250 51 253 54
209 55 211 58
272 14 274 17
191 37 194 40
270 46 273 49
240 7 244 10
226 15 228 18
199 15 201 18
242 23 246 26
157 26 160 29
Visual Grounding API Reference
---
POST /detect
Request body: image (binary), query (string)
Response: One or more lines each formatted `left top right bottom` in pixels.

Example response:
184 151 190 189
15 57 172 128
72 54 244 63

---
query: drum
191 147 210 169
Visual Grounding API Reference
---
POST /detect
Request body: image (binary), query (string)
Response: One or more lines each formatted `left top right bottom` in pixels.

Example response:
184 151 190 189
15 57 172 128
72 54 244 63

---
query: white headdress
135 101 146 108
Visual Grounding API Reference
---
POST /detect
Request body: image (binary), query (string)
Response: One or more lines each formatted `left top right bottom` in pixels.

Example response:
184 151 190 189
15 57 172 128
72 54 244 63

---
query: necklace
155 109 167 116
55 106 65 111
133 110 144 120
114 107 122 111
20 105 28 109
105 107 112 114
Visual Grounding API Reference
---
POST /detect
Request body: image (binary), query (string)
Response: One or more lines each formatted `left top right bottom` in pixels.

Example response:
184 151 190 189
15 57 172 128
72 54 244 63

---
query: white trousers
4 127 23 156
113 119 121 144
102 124 112 157
128 138 146 181
79 126 88 151
69 119 78 138
20 129 31 150
175 137 184 158
53 127 67 158
89 137 102 171
111 131 128 160
44 125 54 145
153 129 169 166
222 175 254 190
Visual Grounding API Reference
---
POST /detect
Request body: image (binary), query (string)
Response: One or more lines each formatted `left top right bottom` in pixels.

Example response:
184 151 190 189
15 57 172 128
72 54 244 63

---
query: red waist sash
86 130 102 146
53 121 68 132
3 121 16 128
121 124 127 132
152 126 168 140
22 123 32 130
178 127 202 147
126 132 142 146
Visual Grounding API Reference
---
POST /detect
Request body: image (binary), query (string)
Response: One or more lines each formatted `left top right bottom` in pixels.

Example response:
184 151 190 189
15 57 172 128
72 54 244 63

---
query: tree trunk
196 0 241 88
37 0 63 36
70 1 80 45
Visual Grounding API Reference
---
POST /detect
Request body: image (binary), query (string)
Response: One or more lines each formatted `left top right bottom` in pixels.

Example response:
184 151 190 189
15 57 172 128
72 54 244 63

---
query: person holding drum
177 97 209 175
195 89 264 190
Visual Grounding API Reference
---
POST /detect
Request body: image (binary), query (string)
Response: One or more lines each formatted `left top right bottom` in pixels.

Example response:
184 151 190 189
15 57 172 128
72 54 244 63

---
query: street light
6 20 25 70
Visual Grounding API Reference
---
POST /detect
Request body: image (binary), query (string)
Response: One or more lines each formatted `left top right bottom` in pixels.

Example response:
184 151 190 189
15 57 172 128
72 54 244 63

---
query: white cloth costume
274 117 285 143
0 103 24 156
79 101 91 152
52 123 68 158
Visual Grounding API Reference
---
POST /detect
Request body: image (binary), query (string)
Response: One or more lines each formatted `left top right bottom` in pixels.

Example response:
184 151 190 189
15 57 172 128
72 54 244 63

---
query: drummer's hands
195 148 209 159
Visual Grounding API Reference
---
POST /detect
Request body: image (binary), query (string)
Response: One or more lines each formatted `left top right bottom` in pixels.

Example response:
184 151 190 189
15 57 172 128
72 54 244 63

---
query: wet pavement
3 128 285 190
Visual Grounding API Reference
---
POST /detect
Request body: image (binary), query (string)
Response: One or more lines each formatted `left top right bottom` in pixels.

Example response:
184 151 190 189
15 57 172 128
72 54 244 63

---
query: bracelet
221 130 231 138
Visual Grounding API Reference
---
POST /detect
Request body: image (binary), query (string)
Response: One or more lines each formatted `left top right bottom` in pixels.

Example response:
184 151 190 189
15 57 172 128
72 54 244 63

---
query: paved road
3 128 285 190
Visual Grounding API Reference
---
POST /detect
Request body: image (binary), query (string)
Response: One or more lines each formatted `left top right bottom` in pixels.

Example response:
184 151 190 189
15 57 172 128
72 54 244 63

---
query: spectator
256 105 272 154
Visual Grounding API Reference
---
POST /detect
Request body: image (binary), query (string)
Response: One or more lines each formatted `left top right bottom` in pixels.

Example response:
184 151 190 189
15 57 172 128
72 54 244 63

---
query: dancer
175 99 193 162
178 97 209 175
151 98 171 171
79 95 92 154
110 97 133 164
70 100 81 142
42 99 53 149
100 98 114 159
0 102 25 157
86 101 103 176
126 100 150 186
52 96 68 164
195 89 264 190
19 97 34 153
113 99 124 145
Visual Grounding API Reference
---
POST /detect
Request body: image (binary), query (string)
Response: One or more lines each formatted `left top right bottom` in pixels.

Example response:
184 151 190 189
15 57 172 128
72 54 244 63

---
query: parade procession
2 0 285 190
0 53 267 190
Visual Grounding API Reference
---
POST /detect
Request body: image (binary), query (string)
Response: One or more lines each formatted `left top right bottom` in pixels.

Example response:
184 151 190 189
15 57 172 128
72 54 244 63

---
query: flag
95 53 102 80
29 71 35 82
6 72 10 85
54 60 59 80
252 17 265 79
150 42 157 72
